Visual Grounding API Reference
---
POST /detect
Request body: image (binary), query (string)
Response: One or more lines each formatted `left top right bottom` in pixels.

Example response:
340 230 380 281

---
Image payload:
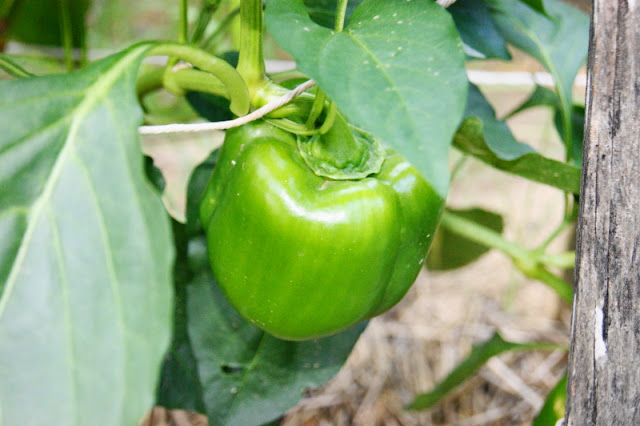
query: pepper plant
0 0 588 424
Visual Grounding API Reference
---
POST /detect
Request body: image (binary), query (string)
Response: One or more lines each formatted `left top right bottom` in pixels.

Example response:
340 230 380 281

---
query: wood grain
565 1 640 424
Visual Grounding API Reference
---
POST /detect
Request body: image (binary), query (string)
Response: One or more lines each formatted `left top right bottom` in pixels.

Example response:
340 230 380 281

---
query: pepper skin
200 121 443 340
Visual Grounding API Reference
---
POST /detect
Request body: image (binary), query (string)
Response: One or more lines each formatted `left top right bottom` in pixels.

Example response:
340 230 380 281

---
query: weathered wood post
565 1 640 424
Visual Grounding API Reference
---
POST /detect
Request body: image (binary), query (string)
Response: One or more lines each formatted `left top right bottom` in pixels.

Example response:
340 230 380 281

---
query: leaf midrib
0 44 149 425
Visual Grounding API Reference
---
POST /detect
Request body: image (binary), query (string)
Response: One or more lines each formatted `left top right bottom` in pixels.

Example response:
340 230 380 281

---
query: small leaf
408 332 564 410
485 0 589 149
454 85 581 194
449 0 511 60
0 44 174 425
505 84 558 119
266 0 468 198
427 208 504 271
186 237 366 426
507 85 585 166
533 372 567 426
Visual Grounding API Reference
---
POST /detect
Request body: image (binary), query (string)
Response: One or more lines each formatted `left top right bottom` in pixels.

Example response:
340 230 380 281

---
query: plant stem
59 0 73 71
335 0 349 32
236 0 266 88
148 43 250 115
202 7 240 51
440 210 573 304
190 0 221 44
179 0 189 44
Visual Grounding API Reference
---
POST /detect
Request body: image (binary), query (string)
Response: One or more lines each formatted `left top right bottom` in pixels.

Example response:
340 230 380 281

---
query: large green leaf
454 84 581 194
427 207 504 271
0 44 174 425
266 0 467 197
485 0 588 148
408 332 564 410
186 236 366 426
448 0 510 60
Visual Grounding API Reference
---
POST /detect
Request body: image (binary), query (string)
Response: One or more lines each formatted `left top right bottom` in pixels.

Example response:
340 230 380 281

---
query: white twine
138 79 316 135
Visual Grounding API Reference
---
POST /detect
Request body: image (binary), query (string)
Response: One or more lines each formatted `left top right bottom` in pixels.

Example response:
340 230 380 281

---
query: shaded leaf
555 104 584 167
506 84 558 119
408 332 564 410
533 372 567 426
0 44 173 425
517 0 547 15
449 0 511 60
186 236 366 426
6 0 90 47
303 0 363 29
485 0 589 148
184 149 219 237
427 208 503 271
266 0 467 198
454 85 581 194
507 85 585 166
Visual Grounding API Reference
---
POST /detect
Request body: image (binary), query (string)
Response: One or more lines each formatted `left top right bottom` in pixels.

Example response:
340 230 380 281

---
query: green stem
306 89 325 128
236 0 266 88
165 68 228 98
179 0 189 44
148 43 250 115
190 0 221 44
266 118 320 135
59 0 73 71
335 0 349 32
440 211 573 304
0 54 34 77
202 7 240 51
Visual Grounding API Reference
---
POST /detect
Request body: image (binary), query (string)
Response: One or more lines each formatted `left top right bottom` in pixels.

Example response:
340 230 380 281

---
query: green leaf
427 208 504 271
186 237 366 426
449 0 511 60
506 84 558 119
0 44 174 425
6 0 90 47
266 0 468 198
555 104 585 167
485 0 589 148
0 54 67 78
533 372 567 426
507 85 585 166
454 85 581 194
517 0 547 15
408 332 564 410
303 0 363 29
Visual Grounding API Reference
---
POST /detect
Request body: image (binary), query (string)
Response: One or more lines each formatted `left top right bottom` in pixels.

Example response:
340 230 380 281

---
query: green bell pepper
200 120 443 340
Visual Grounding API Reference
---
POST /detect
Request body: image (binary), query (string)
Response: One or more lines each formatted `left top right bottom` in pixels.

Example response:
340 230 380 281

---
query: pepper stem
298 111 385 180
236 0 266 89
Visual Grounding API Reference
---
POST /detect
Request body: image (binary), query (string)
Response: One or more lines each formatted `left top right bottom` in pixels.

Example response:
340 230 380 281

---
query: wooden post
565 1 640 424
